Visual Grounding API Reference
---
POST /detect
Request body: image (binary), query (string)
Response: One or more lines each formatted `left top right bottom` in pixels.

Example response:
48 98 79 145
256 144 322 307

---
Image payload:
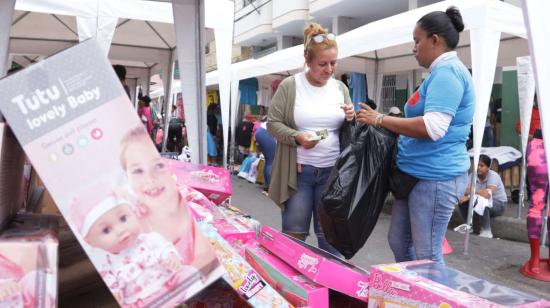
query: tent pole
463 171 477 255
161 51 175 153
0 0 16 122
518 156 527 218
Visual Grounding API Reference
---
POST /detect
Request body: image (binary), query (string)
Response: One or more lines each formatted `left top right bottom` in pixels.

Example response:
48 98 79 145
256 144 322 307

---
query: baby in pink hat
70 181 200 307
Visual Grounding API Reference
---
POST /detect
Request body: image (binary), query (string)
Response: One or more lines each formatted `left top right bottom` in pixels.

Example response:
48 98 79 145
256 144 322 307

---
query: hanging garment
348 72 367 111
239 78 259 105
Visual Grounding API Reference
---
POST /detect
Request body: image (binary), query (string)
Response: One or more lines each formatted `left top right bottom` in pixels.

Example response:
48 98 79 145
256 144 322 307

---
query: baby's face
85 204 141 254
124 138 178 209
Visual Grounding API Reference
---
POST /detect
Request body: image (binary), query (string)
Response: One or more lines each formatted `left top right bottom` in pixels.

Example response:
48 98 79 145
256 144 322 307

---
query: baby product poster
0 39 224 307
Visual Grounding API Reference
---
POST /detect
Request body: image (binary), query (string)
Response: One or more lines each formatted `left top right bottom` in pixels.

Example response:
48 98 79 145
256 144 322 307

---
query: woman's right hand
295 133 319 149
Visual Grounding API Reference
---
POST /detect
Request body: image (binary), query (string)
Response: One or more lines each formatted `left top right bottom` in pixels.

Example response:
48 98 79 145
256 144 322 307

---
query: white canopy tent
205 0 528 167
203 0 534 251
1 0 235 164
521 0 550 245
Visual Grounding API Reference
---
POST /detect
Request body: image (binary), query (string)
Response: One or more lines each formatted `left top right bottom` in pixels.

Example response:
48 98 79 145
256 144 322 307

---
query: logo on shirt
407 91 420 107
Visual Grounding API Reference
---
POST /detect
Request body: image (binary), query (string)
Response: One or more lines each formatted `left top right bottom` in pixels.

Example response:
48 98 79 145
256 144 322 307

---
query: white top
423 51 458 141
294 72 345 168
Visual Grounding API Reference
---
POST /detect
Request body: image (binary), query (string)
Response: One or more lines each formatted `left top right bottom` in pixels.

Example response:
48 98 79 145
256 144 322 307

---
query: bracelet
374 114 386 128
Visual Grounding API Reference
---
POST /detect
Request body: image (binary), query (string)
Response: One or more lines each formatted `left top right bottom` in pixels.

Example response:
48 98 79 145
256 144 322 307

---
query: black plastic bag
319 124 397 259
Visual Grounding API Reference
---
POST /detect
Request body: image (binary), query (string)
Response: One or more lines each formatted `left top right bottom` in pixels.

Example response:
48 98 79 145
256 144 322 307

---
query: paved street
231 175 550 300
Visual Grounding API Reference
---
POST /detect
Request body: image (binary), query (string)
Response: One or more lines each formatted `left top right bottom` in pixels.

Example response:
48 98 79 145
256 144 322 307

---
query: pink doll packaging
245 242 329 308
368 260 550 308
0 39 224 307
258 225 370 303
181 186 258 256
0 213 59 308
198 221 292 307
164 159 231 205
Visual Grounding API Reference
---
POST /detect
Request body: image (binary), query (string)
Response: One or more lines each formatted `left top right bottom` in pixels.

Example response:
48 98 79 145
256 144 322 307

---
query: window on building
381 75 396 113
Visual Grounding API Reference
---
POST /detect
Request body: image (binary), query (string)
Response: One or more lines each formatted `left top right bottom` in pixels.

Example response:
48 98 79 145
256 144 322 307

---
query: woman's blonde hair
303 23 337 62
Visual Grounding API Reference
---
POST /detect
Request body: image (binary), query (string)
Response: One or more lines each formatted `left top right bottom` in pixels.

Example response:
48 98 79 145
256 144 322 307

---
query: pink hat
70 181 131 237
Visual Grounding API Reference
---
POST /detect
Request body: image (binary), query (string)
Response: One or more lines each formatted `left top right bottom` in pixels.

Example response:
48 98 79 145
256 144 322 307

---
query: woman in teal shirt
356 7 474 264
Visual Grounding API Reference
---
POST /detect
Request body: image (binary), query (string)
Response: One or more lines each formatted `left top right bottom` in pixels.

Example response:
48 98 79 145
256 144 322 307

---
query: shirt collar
429 51 457 72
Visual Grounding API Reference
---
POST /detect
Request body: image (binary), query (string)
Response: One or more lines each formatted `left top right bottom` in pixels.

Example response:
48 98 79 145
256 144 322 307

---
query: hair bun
446 6 464 32
303 23 328 42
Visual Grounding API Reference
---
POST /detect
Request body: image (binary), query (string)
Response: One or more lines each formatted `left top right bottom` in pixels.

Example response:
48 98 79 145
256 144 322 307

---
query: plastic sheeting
320 125 397 259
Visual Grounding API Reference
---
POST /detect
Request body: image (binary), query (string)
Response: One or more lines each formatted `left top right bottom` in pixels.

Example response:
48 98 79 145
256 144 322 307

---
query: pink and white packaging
0 213 59 308
0 40 224 307
368 260 550 308
182 187 257 256
258 225 370 302
164 159 231 204
245 242 329 308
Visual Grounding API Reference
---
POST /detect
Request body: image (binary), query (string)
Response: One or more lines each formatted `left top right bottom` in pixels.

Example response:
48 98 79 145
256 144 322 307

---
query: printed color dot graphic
77 136 89 147
62 144 74 155
91 128 103 140
48 153 58 162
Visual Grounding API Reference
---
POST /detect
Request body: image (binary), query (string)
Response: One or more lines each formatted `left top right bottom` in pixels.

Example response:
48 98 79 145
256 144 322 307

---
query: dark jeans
459 199 505 232
282 164 342 257
254 127 276 186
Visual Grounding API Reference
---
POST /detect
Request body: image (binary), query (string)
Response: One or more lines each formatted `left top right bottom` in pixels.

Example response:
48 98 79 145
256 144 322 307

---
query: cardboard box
0 123 25 228
185 278 251 308
245 242 329 307
258 225 370 303
0 39 224 307
368 260 550 308
164 159 231 205
0 213 59 308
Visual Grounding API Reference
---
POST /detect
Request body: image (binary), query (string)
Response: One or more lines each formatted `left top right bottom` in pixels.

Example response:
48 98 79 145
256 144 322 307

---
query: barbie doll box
0 39 224 307
0 213 59 308
164 159 231 204
245 242 329 308
368 260 550 308
258 225 370 303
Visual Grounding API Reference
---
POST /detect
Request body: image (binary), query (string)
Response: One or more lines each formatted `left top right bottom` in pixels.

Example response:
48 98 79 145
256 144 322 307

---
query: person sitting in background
458 154 507 238
388 106 403 117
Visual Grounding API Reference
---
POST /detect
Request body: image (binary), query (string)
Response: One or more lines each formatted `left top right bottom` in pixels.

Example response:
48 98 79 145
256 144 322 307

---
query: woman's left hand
356 102 379 126
341 104 355 122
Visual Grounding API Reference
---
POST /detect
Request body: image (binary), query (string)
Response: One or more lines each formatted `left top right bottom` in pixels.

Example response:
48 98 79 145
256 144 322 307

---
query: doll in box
0 245 56 308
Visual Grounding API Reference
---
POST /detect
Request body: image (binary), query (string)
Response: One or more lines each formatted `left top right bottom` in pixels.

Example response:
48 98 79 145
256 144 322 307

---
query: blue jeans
282 164 342 257
388 173 468 264
254 127 276 186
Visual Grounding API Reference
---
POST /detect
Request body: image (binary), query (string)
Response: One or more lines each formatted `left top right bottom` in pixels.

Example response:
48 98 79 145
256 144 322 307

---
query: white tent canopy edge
4 0 235 164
